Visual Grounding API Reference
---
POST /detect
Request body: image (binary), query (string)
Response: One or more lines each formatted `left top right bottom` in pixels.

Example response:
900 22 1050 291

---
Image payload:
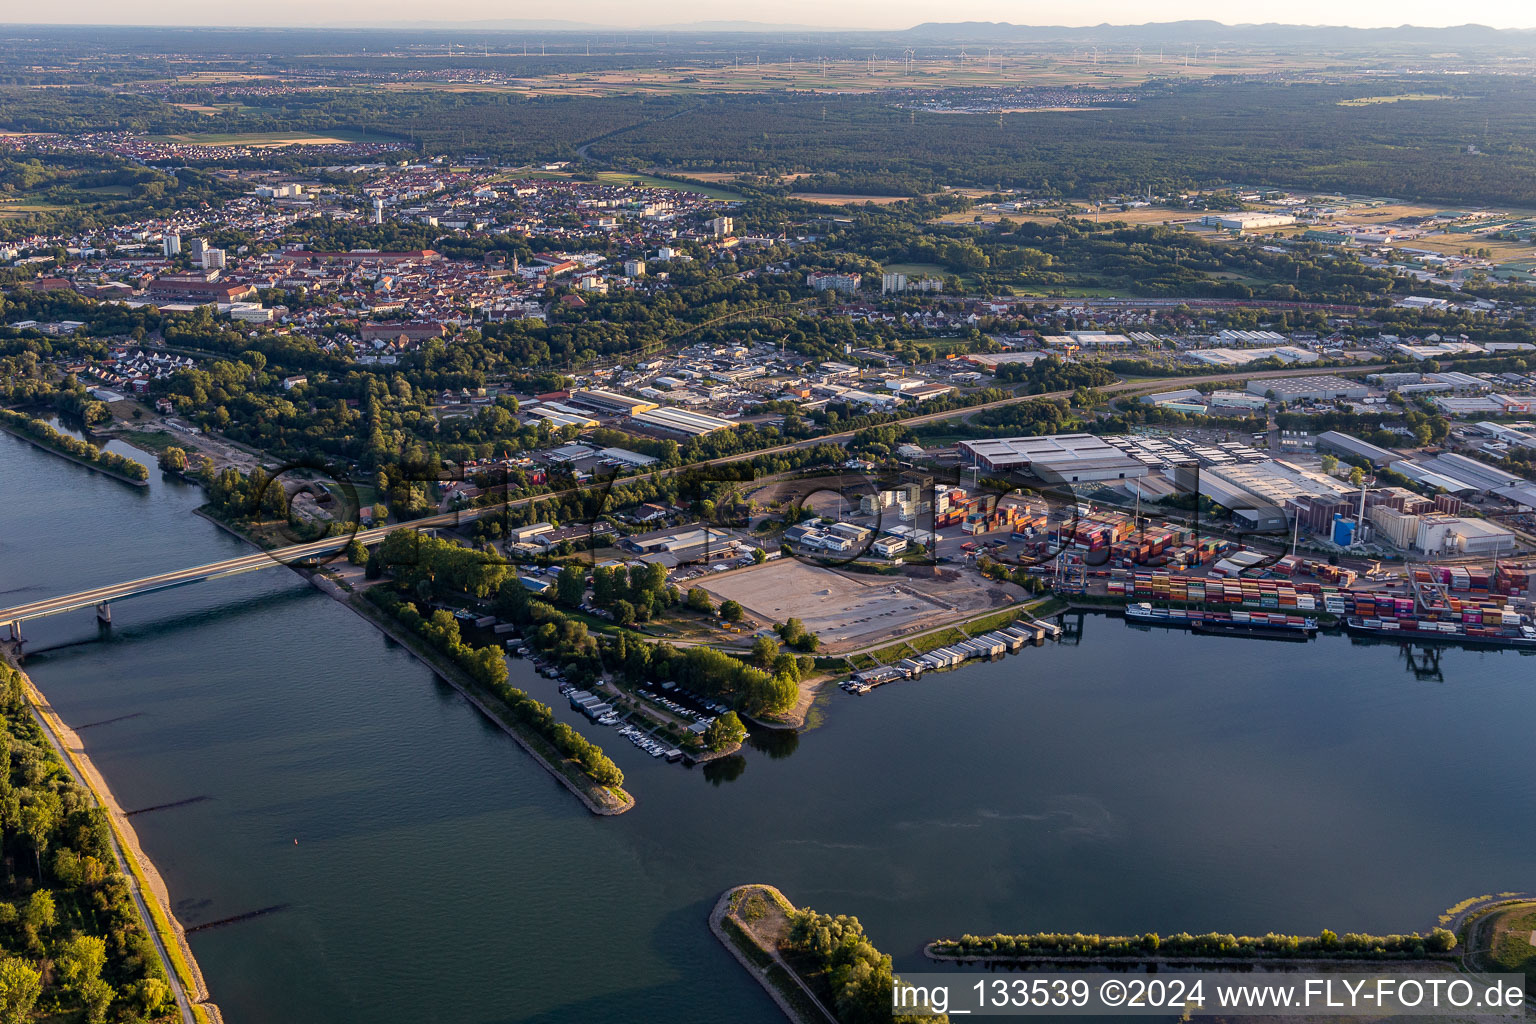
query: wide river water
3 429 1534 1023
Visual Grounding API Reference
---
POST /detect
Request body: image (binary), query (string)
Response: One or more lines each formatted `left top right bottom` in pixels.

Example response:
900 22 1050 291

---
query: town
5 19 1536 1024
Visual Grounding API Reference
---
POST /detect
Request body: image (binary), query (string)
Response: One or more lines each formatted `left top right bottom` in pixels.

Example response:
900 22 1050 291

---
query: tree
1348 465 1366 487
750 634 779 668
555 565 585 607
686 587 713 614
1319 454 1339 475
157 446 187 473
752 547 768 564
19 801 57 882
0 958 40 1024
345 537 368 566
703 711 747 751
56 935 107 990
133 978 171 1017
719 599 744 623
80 978 114 1024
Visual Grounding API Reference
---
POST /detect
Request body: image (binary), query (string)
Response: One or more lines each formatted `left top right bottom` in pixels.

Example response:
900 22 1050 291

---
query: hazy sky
8 0 1536 29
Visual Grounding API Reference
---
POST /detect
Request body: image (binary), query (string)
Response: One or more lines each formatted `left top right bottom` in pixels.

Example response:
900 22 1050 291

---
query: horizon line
3 18 1536 33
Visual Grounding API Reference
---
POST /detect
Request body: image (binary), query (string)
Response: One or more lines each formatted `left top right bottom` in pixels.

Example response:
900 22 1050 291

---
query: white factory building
1200 212 1297 231
1414 516 1516 557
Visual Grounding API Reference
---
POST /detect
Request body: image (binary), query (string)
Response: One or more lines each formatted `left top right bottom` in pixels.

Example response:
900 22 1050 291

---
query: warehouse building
1476 421 1536 449
630 406 735 437
1208 390 1270 411
1391 461 1480 495
1200 212 1297 231
1245 375 1369 402
569 389 659 416
597 447 659 468
522 402 599 429
1317 430 1399 467
958 434 1148 482
1198 461 1350 531
1140 388 1204 406
1418 452 1521 492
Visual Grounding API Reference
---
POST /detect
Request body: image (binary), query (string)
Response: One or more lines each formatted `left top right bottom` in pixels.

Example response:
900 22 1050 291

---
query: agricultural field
498 51 1350 99
1337 93 1464 106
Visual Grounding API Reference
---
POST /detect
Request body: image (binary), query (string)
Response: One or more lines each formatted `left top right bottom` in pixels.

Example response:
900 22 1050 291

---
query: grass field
1337 93 1463 106
790 192 913 206
882 262 948 278
1482 904 1536 985
590 170 742 198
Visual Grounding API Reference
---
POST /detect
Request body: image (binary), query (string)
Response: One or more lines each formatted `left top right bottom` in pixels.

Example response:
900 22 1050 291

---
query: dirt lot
700 559 1010 652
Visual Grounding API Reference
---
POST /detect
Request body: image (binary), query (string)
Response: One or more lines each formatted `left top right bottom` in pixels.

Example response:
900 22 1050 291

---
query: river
3 429 1534 1023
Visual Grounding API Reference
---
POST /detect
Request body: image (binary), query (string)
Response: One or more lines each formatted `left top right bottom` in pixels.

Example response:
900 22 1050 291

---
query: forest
0 663 179 1023
589 77 1536 206
5 73 1536 210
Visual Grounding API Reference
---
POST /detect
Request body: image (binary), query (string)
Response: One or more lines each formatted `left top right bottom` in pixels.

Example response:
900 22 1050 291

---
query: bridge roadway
0 513 458 635
2 362 1388 639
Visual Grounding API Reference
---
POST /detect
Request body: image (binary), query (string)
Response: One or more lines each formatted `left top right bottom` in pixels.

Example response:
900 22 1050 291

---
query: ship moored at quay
1125 601 1319 638
1344 616 1536 650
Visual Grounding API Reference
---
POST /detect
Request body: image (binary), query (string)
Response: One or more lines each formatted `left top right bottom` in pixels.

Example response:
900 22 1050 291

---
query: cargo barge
1126 602 1317 637
1343 616 1536 650
1189 618 1314 642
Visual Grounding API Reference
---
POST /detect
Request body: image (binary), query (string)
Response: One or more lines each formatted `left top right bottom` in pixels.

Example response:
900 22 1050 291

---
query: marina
841 618 1063 693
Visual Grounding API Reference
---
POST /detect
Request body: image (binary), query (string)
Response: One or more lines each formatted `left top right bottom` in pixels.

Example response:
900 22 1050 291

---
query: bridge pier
95 602 111 628
3 621 20 661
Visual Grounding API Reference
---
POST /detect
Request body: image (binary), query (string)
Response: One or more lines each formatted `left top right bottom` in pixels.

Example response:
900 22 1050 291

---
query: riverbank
709 885 837 1024
1454 895 1536 990
2 651 221 1024
195 506 634 813
0 416 150 487
926 924 1458 966
340 586 633 815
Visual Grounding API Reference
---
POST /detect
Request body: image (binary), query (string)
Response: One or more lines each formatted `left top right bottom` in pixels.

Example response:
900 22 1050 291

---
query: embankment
0 416 150 487
336 582 633 815
710 884 837 1024
192 509 633 814
3 652 222 1024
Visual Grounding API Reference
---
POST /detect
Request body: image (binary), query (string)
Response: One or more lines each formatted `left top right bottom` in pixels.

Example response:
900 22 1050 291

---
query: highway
2 362 1389 637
